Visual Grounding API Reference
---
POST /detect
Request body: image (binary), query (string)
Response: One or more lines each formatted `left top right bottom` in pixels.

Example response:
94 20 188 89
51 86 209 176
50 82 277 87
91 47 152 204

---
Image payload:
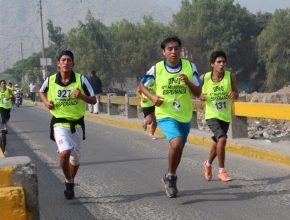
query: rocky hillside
0 0 181 72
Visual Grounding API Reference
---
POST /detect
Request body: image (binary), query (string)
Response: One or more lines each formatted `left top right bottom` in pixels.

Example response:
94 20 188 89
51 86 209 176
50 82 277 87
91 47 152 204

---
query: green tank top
202 70 232 122
140 82 155 108
48 72 86 127
0 89 12 109
155 59 193 122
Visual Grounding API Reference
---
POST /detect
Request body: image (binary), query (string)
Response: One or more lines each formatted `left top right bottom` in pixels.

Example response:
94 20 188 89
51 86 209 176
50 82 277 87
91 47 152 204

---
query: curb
85 113 290 167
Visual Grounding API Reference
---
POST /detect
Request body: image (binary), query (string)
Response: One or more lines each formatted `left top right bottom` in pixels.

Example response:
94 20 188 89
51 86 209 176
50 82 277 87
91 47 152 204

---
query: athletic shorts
142 106 155 118
157 117 191 144
53 126 83 154
206 118 230 143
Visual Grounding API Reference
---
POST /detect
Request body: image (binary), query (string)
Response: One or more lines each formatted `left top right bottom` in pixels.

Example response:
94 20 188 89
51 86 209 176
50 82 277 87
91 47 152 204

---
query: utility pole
39 0 47 80
20 41 23 60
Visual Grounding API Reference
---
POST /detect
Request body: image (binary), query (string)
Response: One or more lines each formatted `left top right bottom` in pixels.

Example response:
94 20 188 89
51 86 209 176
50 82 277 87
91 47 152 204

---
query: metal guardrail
98 94 290 139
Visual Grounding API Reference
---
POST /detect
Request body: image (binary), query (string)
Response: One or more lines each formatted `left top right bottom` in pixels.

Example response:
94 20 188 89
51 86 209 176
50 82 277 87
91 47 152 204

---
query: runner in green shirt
200 51 238 182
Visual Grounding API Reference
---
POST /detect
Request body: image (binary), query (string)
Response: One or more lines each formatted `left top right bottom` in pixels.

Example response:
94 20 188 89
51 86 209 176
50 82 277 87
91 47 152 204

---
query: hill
0 0 181 72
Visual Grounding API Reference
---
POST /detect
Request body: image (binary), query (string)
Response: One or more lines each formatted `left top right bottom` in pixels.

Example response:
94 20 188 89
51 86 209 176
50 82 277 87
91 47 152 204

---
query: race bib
2 98 8 104
172 99 181 111
56 89 72 100
213 100 227 111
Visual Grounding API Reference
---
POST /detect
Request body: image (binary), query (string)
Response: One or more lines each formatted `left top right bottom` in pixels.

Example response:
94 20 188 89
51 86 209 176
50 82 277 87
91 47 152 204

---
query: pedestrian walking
88 70 102 114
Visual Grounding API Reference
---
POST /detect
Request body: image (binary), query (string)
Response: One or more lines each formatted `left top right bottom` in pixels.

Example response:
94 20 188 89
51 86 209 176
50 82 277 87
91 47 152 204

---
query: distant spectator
88 70 102 114
29 81 36 101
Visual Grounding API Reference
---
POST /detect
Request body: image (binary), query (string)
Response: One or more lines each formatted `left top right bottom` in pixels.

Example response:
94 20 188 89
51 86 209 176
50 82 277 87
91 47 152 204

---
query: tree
172 0 260 89
47 19 65 49
257 9 290 91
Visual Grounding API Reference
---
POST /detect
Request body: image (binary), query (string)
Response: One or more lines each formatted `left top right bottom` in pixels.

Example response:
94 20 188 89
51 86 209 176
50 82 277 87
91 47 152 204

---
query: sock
166 173 177 178
219 168 226 173
205 160 211 167
65 178 73 183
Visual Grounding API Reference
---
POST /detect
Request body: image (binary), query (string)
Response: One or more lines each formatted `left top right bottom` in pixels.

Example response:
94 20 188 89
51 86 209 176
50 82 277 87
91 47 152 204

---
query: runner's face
57 55 74 73
211 56 226 73
163 41 181 66
1 81 6 89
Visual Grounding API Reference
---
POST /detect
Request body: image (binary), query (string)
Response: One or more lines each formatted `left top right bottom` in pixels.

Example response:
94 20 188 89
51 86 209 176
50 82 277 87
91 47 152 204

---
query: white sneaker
149 134 157 140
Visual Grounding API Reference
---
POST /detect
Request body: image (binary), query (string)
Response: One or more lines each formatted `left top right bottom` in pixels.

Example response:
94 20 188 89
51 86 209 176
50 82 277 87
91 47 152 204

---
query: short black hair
161 36 182 50
57 50 74 62
210 51 227 64
0 80 6 84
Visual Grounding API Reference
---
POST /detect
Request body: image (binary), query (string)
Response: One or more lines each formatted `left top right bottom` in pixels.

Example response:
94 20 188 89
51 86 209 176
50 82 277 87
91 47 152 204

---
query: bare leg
69 164 79 180
59 150 72 181
208 142 217 164
168 137 184 174
216 136 227 168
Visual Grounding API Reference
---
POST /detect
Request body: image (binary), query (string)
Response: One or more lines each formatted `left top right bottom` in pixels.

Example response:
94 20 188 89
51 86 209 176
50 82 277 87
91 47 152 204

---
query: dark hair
161 36 182 50
91 70 96 76
210 51 227 64
0 80 6 84
57 50 74 62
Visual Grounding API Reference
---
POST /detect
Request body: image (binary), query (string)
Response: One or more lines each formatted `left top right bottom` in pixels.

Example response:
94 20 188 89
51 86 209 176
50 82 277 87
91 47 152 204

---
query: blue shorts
157 117 191 144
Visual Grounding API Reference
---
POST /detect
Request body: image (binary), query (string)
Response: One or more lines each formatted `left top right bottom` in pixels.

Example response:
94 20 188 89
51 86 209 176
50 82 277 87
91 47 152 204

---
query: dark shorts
142 106 155 118
206 118 230 143
0 107 11 124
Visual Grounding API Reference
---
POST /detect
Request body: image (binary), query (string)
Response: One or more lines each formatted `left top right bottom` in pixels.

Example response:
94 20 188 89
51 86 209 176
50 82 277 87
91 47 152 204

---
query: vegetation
2 0 290 92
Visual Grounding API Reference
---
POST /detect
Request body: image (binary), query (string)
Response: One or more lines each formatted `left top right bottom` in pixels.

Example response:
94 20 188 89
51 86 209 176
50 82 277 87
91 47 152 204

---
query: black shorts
206 118 230 143
142 106 155 118
0 107 11 124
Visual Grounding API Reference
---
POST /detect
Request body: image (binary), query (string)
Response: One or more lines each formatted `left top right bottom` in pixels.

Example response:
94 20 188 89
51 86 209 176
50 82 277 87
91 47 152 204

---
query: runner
39 50 96 200
139 36 201 198
200 50 239 182
0 80 13 133
135 81 157 139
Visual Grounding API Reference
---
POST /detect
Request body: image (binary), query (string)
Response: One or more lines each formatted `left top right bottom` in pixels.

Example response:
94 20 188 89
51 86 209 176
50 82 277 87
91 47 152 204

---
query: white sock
219 168 226 173
167 173 177 177
205 160 211 167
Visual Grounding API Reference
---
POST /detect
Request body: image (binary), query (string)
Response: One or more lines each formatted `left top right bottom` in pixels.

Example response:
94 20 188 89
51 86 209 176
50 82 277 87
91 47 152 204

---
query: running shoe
218 170 232 182
149 134 157 140
203 161 212 181
162 174 178 198
64 182 75 200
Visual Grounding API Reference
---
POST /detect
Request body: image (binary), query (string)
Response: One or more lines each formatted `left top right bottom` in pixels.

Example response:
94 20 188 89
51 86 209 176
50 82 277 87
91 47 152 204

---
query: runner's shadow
181 174 290 205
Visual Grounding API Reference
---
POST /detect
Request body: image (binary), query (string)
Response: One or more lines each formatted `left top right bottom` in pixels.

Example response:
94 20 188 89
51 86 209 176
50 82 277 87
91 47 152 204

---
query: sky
235 0 290 13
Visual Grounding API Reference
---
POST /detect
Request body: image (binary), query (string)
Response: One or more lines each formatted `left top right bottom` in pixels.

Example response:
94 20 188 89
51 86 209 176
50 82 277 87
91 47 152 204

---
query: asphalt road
6 105 290 220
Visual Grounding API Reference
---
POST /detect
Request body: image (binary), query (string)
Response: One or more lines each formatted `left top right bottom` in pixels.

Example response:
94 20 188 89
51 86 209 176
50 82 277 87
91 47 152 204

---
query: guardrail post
107 95 119 115
229 98 248 138
125 94 138 118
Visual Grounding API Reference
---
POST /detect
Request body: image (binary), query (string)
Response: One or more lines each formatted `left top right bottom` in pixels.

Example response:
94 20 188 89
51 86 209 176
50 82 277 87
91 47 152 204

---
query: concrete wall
0 156 39 220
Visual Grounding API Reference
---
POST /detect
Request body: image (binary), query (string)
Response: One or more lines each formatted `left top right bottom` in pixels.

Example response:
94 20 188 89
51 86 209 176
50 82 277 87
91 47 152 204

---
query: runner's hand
45 101 54 109
199 93 206 101
153 96 164 106
73 88 81 98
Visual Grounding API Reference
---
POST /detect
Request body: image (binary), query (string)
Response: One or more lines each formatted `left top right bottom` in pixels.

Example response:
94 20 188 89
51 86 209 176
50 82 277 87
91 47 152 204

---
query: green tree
47 19 65 49
172 0 260 88
257 9 290 91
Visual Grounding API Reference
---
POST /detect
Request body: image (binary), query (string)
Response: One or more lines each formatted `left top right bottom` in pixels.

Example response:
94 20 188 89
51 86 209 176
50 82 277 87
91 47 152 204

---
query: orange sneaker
218 170 232 182
203 161 212 181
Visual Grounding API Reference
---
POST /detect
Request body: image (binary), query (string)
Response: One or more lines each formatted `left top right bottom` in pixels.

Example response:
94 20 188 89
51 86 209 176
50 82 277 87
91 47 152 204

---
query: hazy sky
235 0 290 13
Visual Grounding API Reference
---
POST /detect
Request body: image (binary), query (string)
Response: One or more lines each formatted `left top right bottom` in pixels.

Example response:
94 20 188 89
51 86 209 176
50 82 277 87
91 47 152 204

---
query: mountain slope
0 0 181 72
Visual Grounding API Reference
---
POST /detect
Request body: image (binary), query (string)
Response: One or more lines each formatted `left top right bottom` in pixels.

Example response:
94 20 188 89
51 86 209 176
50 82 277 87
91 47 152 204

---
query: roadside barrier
98 94 290 139
0 137 39 220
